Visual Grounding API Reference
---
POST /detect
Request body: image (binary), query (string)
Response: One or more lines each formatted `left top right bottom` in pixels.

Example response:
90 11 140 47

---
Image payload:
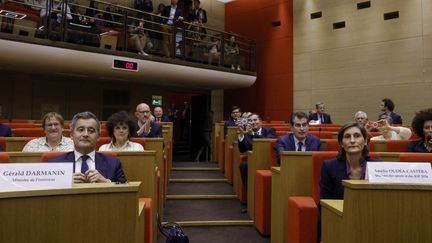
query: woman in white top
22 112 74 152
99 111 144 151
370 116 412 141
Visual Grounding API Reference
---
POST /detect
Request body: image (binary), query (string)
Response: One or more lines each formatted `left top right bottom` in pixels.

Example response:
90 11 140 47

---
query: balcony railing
0 0 256 72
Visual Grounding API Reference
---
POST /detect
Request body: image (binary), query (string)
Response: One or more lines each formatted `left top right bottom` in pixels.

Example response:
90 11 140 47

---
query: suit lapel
288 135 296 151
95 153 107 175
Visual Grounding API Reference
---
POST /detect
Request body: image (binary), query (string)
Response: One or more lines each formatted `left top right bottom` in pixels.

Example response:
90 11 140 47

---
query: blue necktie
297 142 303 152
81 155 89 173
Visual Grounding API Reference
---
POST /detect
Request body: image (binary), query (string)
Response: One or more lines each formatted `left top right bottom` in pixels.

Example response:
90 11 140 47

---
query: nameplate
366 162 432 184
0 163 73 191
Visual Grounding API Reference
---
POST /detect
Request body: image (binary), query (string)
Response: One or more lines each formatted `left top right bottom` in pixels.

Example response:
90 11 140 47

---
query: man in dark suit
161 0 184 57
48 111 126 183
275 112 321 165
136 103 163 138
188 0 207 24
224 105 241 135
238 113 275 205
378 98 402 125
153 106 170 123
309 102 332 124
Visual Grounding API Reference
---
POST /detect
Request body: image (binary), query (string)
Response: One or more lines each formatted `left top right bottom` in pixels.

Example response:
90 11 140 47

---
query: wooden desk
225 127 237 178
321 180 432 243
0 182 143 243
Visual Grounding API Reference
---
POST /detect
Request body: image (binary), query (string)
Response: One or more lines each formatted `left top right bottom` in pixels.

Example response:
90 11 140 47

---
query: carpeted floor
172 161 219 168
168 182 235 195
170 170 226 179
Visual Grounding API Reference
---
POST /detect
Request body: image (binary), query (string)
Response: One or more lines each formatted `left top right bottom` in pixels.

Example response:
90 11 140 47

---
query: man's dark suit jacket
161 5 183 24
274 134 321 165
320 158 379 200
155 115 170 123
407 140 431 152
378 112 402 125
48 151 127 183
309 113 332 124
188 8 207 23
238 127 276 153
224 119 236 136
137 121 163 138
0 123 11 137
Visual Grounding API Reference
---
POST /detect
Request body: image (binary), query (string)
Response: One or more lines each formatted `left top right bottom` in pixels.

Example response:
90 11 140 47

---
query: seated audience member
309 102 332 124
22 112 74 152
354 111 368 127
379 98 402 125
370 115 411 141
135 103 162 138
225 34 241 70
0 122 11 137
407 108 432 152
49 112 127 183
129 18 149 56
320 122 379 200
275 112 321 164
153 106 170 123
207 34 221 64
238 113 276 198
224 105 241 135
99 111 144 151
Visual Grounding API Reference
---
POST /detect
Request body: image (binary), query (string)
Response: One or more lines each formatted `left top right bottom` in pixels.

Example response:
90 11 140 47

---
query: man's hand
85 169 109 183
246 124 254 135
73 172 87 183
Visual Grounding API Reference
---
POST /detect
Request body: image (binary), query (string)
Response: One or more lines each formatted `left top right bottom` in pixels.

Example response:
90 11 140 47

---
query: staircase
158 161 270 243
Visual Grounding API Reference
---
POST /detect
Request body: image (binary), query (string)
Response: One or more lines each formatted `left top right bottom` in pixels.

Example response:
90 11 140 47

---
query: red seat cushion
130 137 146 148
399 153 432 163
255 170 272 235
0 152 11 163
0 137 6 151
96 137 112 150
386 140 411 152
139 197 153 243
287 196 318 243
13 128 45 137
41 152 67 162
312 151 338 204
322 139 340 151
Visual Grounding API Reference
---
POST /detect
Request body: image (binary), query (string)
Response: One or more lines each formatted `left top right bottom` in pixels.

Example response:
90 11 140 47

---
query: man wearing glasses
135 103 163 138
274 112 321 165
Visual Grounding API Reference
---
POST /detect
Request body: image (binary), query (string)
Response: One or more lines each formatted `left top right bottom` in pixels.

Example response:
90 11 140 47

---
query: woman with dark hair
320 122 379 200
99 111 144 151
407 108 432 152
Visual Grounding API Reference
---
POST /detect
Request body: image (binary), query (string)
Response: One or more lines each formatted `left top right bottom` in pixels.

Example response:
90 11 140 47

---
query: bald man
135 103 163 138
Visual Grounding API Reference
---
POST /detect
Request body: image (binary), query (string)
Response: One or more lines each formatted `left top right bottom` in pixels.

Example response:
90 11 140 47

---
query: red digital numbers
125 62 134 69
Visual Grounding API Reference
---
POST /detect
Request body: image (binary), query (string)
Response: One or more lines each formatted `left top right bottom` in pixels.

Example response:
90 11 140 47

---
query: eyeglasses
293 123 308 128
137 110 150 114
45 123 61 128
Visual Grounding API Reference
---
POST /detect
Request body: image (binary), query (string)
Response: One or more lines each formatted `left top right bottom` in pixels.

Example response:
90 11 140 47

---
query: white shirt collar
74 150 96 162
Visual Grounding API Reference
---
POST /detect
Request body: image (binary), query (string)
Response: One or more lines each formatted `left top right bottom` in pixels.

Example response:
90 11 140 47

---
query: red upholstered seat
130 137 146 148
322 139 340 151
399 153 432 163
311 151 338 204
139 198 153 243
13 128 45 137
287 197 318 243
0 137 6 152
309 131 334 139
0 152 11 163
4 123 37 128
41 152 67 162
99 151 117 158
386 140 411 152
255 170 272 235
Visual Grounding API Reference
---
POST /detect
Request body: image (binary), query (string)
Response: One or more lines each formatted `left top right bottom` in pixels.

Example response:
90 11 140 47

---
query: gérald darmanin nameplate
366 162 432 184
0 163 73 191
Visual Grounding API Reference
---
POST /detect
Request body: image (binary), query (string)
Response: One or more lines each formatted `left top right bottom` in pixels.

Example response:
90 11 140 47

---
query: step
170 170 225 179
172 167 220 171
166 195 237 200
166 220 254 227
172 161 219 168
169 178 228 183
163 199 250 222
167 182 234 195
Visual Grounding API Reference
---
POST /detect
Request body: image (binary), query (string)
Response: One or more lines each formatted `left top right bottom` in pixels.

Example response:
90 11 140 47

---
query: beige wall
0 73 171 120
294 0 432 125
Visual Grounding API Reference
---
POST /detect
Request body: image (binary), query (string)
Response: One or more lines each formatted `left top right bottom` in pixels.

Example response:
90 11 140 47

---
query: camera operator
370 115 411 141
237 113 275 213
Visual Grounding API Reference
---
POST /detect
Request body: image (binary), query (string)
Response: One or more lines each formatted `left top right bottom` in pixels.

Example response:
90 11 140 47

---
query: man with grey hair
49 111 126 183
354 111 368 127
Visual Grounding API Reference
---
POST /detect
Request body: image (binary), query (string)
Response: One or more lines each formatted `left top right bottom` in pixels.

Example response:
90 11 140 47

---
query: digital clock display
112 59 139 72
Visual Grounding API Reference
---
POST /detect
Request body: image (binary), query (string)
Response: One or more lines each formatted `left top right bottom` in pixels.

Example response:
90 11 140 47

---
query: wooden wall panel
294 0 431 124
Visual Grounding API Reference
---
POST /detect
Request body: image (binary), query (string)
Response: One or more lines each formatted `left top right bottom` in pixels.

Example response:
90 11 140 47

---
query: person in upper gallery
129 18 150 56
49 111 127 183
320 122 380 200
378 98 402 125
188 0 207 24
238 113 276 197
135 103 163 138
354 111 369 127
407 108 432 152
370 114 411 141
275 112 321 165
224 34 241 70
99 111 144 151
153 106 170 123
22 112 74 152
161 0 184 58
308 102 332 124
224 105 241 135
